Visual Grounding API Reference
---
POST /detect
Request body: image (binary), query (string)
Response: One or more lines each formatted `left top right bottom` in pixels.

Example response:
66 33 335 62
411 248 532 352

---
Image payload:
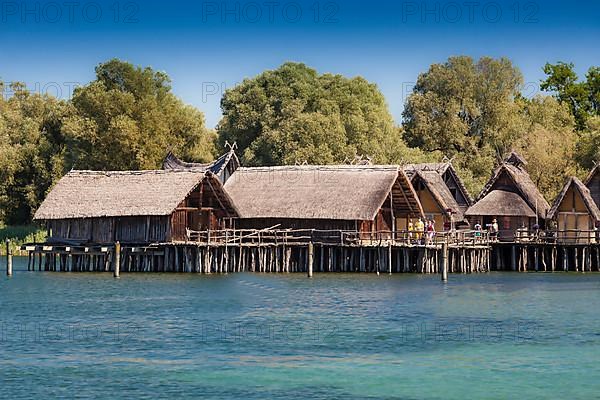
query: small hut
466 151 550 240
162 146 240 183
34 170 238 244
548 176 600 243
404 163 472 229
224 165 424 239
404 162 472 215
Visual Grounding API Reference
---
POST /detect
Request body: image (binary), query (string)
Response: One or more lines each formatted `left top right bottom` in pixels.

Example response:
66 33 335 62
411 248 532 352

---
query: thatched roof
411 170 465 221
505 150 528 168
404 163 449 176
466 190 536 218
224 165 424 221
404 162 472 205
584 162 600 186
548 176 600 221
34 170 238 220
474 160 549 219
162 148 239 175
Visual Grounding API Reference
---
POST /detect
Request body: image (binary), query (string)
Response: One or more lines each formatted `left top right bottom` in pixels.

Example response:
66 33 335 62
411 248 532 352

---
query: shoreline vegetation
0 225 46 256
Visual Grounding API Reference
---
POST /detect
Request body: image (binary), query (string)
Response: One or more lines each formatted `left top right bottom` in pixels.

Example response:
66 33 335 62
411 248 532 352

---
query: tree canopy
0 82 71 224
402 56 583 198
402 56 526 193
541 62 600 130
63 59 216 171
218 62 430 166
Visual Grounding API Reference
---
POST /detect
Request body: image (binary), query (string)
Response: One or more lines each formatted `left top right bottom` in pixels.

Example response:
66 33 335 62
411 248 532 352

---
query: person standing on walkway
416 218 425 244
491 218 499 242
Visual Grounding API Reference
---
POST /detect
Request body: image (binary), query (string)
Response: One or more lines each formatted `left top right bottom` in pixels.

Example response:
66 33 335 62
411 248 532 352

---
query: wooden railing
513 229 599 245
184 228 491 247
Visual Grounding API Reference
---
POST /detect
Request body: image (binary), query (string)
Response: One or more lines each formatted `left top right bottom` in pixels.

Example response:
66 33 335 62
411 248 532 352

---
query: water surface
1 257 600 399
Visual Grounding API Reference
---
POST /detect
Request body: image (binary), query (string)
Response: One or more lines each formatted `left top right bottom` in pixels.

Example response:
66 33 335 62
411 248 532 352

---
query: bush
0 225 47 255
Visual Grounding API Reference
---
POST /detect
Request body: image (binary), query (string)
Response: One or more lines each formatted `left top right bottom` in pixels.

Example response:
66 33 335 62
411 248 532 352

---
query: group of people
407 218 436 244
474 218 499 241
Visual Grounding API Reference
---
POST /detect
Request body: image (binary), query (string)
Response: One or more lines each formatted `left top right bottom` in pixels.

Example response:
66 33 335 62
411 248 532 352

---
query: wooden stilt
307 243 314 278
511 246 516 271
114 242 121 278
6 239 13 276
441 242 448 281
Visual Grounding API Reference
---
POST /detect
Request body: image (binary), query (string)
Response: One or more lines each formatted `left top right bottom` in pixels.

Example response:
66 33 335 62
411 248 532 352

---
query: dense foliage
217 62 431 166
64 59 216 170
402 56 589 198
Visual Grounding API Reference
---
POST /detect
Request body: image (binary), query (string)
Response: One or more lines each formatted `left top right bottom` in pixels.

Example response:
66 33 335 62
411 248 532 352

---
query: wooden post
511 246 516 271
495 248 501 271
6 239 13 276
307 243 314 278
388 243 392 275
114 241 121 278
441 242 448 282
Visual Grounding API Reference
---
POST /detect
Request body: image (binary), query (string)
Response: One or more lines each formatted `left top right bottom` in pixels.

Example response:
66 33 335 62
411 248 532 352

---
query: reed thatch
34 170 237 220
411 170 465 221
224 165 424 221
548 176 600 221
163 148 240 175
505 150 527 168
404 162 473 205
584 162 600 186
466 190 536 218
472 154 549 218
583 162 600 209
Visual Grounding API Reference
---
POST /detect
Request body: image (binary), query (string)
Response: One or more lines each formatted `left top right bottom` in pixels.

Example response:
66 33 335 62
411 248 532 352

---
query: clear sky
1 0 598 127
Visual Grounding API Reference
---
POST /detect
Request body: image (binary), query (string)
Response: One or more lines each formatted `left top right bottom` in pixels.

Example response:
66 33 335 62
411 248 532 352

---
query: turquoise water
2 257 600 399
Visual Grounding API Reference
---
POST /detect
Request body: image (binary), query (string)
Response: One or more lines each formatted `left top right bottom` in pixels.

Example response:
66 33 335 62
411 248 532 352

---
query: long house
223 165 424 239
34 170 238 244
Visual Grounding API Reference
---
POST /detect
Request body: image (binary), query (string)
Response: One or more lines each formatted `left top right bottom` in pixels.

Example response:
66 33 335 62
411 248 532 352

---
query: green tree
402 56 525 193
574 116 600 170
0 82 70 224
64 59 216 170
541 62 600 130
218 62 427 166
515 96 579 200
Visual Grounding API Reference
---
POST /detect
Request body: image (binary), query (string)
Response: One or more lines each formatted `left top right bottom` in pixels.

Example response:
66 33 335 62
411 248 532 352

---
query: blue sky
0 0 598 127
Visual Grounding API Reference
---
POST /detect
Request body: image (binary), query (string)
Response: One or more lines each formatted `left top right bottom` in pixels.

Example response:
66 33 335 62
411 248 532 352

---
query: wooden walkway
18 229 491 275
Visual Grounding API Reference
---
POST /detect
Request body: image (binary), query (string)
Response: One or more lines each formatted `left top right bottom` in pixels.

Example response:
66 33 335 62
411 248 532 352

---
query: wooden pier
21 229 600 275
20 229 491 275
491 229 600 272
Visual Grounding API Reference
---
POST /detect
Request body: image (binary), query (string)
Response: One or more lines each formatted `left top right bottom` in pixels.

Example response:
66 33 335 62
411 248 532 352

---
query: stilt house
223 165 424 239
465 152 550 240
548 176 600 243
34 170 238 244
404 163 472 229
